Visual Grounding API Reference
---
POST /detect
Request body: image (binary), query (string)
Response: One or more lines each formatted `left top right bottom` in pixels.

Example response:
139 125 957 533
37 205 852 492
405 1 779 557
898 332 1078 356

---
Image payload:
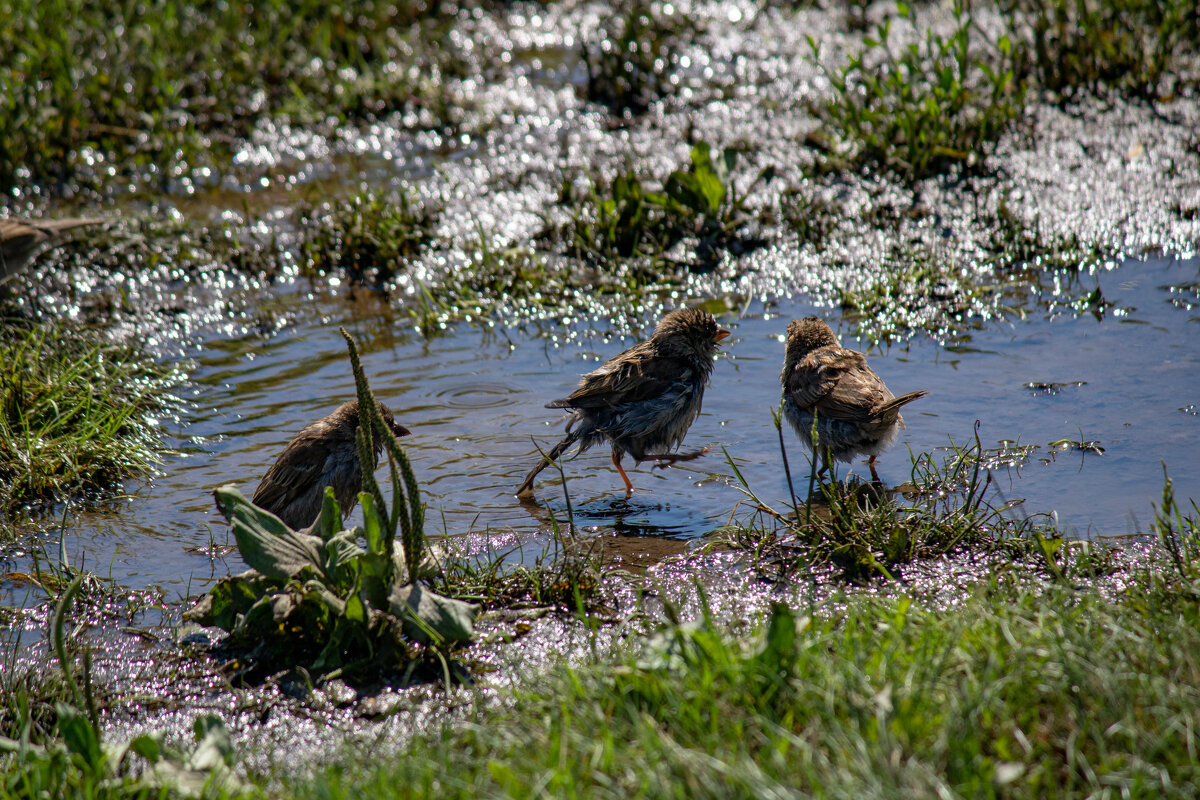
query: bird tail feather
879 390 927 416
516 430 582 499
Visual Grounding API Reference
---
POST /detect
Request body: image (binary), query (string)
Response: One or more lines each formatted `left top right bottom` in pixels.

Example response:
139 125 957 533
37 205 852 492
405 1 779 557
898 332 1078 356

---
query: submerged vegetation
297 190 441 291
1002 0 1200 100
582 0 694 115
0 322 181 513
1 576 249 799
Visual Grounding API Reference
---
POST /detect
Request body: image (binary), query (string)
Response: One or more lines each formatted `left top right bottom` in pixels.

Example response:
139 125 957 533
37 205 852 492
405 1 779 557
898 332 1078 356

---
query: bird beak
390 422 411 438
714 328 731 342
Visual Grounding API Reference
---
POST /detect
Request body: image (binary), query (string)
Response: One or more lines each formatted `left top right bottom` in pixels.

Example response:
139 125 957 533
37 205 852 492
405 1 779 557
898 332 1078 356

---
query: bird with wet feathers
1 217 109 283
781 317 927 480
517 306 730 499
251 399 410 530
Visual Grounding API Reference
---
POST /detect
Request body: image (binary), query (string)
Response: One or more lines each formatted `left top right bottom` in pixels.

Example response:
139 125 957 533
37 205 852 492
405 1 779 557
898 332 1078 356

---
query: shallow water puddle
25 255 1199 598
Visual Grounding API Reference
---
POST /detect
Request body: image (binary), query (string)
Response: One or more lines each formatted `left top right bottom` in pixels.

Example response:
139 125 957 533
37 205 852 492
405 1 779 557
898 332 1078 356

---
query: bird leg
867 455 880 482
612 451 634 497
649 446 710 470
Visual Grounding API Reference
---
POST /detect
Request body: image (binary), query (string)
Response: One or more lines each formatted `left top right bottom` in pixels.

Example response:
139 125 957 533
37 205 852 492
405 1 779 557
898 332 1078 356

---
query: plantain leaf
213 484 323 580
389 583 479 646
311 486 344 542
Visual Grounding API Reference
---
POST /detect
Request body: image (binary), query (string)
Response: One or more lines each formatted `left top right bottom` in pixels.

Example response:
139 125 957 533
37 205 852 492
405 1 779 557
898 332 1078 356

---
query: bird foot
650 446 710 470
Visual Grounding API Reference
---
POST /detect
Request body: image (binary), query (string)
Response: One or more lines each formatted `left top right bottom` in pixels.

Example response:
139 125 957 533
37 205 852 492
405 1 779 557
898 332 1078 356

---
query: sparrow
517 306 730 499
781 317 927 480
0 218 108 283
251 399 411 530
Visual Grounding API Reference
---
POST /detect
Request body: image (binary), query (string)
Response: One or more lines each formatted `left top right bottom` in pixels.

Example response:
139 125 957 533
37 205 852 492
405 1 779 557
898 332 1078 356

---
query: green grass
297 190 441 291
1002 0 1200 101
0 321 182 514
0 0 461 192
550 142 773 274
810 1 1026 181
282 470 1200 799
291 559 1200 798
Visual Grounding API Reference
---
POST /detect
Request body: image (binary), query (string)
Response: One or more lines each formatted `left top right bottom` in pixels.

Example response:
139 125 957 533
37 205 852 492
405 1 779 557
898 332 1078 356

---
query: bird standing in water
252 399 411 530
781 317 926 480
0 218 108 282
517 307 730 499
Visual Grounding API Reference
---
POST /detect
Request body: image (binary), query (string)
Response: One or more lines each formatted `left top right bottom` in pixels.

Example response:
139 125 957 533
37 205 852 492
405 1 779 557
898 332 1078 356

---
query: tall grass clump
810 1 1026 181
0 322 182 513
723 421 1048 582
1001 0 1200 101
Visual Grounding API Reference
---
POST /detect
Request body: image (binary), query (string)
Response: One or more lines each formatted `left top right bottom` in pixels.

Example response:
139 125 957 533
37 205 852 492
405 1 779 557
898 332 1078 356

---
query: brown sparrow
0 218 108 283
251 399 410 530
781 317 926 480
517 307 730 498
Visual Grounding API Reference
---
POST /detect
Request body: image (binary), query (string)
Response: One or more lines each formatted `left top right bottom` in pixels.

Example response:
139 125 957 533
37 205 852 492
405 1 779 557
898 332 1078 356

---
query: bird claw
651 446 711 470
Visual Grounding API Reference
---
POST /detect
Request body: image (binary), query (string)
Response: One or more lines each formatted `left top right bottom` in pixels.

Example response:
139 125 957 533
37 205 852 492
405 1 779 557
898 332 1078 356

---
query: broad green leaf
303 579 347 616
389 583 479 646
56 703 103 769
311 486 344 542
190 715 235 770
697 169 725 215
184 571 270 630
758 603 796 673
322 528 366 584
127 733 164 763
213 484 323 580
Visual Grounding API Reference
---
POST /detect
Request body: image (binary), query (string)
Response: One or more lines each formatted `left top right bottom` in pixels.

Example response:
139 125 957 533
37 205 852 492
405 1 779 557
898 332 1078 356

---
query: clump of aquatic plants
1152 467 1200 586
582 0 695 115
810 1 1026 181
555 142 773 273
0 0 462 192
186 329 478 685
297 190 440 291
0 576 248 798
429 523 607 613
0 321 182 513
722 420 1046 582
836 242 1008 344
1001 0 1200 101
983 200 1108 275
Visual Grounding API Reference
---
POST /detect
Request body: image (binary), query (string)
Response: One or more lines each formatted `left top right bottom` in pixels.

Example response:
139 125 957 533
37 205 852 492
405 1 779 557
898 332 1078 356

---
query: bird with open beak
517 307 730 499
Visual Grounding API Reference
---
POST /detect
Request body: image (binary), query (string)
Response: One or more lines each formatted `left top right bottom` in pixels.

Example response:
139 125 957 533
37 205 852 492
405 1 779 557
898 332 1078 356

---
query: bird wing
251 436 336 513
786 347 893 424
549 343 696 409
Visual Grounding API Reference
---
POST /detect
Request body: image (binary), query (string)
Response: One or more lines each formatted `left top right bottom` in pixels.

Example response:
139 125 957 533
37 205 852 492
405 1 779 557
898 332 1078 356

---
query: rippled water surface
29 254 1193 596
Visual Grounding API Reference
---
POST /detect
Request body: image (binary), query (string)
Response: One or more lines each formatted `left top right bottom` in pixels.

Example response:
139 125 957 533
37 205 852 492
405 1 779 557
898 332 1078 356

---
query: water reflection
24 256 1200 595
